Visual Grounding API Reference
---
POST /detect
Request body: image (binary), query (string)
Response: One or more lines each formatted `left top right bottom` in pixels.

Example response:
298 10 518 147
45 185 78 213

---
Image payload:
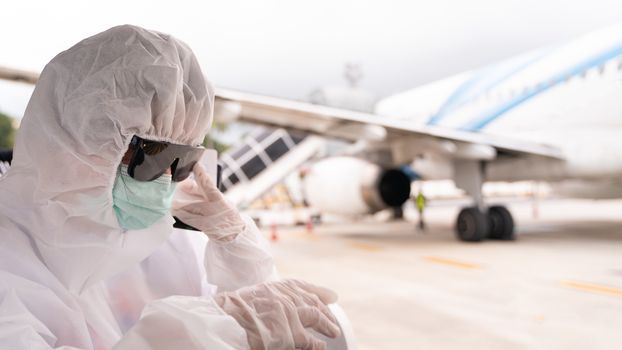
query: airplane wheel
455 207 488 242
487 205 515 240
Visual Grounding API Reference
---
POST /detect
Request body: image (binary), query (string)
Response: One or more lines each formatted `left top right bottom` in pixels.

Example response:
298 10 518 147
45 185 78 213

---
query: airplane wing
216 88 565 160
0 65 564 160
0 66 38 85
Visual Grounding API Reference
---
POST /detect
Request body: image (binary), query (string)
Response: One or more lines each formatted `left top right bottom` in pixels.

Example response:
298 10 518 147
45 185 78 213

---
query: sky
1 0 622 118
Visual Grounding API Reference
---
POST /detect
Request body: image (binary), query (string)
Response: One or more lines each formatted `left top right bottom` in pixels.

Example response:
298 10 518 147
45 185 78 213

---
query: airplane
2 23 621 242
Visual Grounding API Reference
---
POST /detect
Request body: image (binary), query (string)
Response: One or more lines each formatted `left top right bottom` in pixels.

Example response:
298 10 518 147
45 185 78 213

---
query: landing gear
456 207 488 242
452 159 516 242
392 206 404 220
487 205 515 240
455 205 515 242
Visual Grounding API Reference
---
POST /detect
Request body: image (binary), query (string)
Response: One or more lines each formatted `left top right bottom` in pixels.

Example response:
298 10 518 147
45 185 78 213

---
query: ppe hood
0 25 214 293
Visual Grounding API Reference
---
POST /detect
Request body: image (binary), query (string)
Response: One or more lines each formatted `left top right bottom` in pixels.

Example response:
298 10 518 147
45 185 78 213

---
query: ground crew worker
415 190 427 231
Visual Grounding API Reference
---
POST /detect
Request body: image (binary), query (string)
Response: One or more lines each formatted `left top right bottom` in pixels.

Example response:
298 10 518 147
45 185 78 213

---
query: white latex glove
172 163 245 242
214 279 341 350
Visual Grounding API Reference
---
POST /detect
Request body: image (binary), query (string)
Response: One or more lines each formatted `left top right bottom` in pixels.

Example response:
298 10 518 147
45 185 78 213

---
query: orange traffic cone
270 223 279 242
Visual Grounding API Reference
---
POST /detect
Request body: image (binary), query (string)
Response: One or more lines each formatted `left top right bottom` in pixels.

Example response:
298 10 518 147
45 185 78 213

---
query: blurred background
2 1 622 349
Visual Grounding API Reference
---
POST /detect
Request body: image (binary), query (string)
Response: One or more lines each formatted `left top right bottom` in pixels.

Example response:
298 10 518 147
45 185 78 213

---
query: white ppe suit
0 25 274 349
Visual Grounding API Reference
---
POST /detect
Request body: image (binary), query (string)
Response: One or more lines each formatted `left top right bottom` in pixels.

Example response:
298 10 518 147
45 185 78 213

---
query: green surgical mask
112 165 177 230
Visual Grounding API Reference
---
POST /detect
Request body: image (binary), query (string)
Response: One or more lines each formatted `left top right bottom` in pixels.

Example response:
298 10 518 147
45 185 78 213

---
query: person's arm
117 280 339 350
172 163 277 292
0 281 249 350
113 296 250 350
204 213 277 292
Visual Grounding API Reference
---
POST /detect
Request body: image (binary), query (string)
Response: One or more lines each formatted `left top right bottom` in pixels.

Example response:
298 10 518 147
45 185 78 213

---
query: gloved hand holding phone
172 162 245 242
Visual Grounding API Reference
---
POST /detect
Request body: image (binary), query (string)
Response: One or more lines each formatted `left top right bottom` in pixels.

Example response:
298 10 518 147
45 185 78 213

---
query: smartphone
173 149 221 231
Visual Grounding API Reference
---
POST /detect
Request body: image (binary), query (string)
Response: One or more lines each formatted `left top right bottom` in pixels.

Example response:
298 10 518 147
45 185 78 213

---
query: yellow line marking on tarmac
284 231 318 240
561 280 622 298
423 256 482 270
349 242 383 252
303 233 319 241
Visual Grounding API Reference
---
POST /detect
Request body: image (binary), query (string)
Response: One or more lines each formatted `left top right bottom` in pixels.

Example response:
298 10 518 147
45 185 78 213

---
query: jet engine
302 157 411 215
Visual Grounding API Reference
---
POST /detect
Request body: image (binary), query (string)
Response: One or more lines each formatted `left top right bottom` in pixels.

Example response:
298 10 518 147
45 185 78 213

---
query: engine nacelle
302 157 411 215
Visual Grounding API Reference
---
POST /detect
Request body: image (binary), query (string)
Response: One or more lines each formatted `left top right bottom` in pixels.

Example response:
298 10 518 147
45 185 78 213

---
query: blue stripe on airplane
399 164 420 180
461 43 622 131
427 48 551 126
426 73 483 126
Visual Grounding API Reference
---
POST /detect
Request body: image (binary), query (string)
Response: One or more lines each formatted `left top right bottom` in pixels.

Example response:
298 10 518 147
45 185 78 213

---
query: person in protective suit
0 25 340 350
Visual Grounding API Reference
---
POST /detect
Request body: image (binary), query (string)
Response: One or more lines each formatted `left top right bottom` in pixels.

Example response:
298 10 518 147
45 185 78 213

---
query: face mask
112 165 177 230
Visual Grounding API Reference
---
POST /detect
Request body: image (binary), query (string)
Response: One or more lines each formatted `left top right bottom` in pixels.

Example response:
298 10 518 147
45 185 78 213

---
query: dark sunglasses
127 135 206 182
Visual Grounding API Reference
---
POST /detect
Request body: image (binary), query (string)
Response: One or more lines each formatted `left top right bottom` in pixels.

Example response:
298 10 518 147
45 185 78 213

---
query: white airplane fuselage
376 24 622 199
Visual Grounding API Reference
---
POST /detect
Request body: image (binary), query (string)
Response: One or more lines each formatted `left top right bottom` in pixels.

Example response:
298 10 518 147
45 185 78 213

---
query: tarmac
263 198 622 350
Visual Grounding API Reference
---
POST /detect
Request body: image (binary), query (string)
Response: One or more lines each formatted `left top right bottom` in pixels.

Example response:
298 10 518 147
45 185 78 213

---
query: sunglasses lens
172 162 195 182
128 136 205 182
130 154 169 181
172 149 205 182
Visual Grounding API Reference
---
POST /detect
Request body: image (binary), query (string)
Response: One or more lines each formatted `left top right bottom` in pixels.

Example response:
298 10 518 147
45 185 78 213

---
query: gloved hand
214 279 341 350
172 163 245 242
